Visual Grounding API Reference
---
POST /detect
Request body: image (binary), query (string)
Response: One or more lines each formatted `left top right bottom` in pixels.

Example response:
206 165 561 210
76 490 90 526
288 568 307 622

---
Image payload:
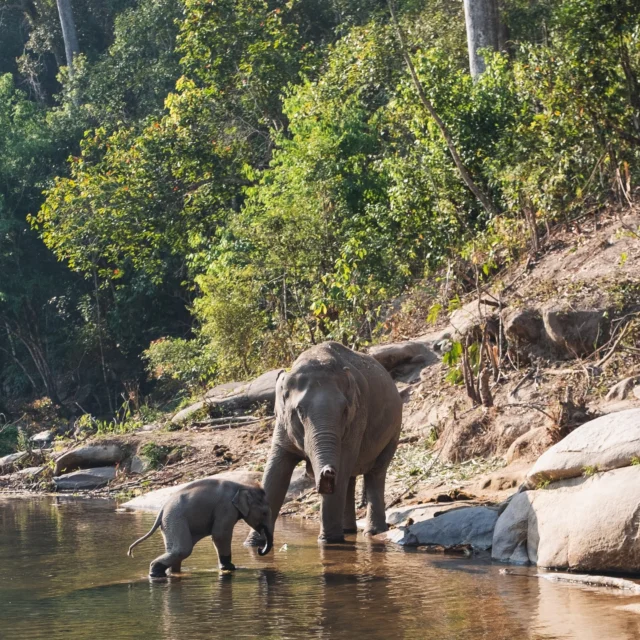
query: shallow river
2 497 640 639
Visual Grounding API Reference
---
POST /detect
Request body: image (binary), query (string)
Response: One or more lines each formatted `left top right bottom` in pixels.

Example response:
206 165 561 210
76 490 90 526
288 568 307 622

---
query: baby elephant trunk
258 524 273 556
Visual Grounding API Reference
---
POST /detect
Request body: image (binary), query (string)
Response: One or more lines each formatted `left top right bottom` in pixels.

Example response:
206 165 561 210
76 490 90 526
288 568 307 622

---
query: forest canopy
0 0 638 417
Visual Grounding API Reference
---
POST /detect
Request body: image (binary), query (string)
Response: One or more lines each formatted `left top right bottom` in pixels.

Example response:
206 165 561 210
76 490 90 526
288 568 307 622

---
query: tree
55 0 80 76
463 0 500 78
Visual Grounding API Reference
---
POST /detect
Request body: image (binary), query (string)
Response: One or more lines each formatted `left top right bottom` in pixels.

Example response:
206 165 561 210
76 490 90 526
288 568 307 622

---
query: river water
1 497 640 639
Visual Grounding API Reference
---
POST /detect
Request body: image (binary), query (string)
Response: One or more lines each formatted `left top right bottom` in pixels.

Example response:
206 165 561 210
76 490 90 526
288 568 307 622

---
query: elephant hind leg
150 520 194 576
343 476 358 534
363 438 398 536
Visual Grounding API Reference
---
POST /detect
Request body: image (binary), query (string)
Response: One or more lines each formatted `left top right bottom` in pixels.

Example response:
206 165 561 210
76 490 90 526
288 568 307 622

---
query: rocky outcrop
503 308 543 351
525 408 640 487
493 466 640 573
31 430 54 446
542 305 606 357
54 466 116 490
54 444 125 476
172 368 283 425
368 341 438 382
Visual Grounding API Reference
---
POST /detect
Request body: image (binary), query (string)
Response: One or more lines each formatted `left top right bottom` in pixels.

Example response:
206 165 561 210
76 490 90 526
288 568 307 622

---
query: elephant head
276 365 359 495
233 488 273 556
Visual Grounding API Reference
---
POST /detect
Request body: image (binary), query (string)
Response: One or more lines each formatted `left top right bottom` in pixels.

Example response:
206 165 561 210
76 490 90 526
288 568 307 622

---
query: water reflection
1 497 640 639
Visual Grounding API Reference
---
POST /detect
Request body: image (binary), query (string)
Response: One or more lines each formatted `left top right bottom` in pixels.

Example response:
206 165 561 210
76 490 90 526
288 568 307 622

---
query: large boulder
173 369 283 425
385 505 499 551
525 408 640 487
503 308 544 349
54 444 125 476
542 305 605 357
493 466 640 573
0 451 27 472
368 341 437 382
54 466 116 490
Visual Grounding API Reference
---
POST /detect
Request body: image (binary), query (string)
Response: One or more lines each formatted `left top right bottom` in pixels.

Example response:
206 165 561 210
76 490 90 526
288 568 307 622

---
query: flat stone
54 466 116 490
54 444 125 476
526 408 640 487
31 430 54 445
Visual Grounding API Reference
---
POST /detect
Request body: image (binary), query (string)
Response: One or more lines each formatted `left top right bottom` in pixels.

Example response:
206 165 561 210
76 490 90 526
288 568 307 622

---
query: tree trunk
55 0 79 76
463 0 500 79
388 0 499 218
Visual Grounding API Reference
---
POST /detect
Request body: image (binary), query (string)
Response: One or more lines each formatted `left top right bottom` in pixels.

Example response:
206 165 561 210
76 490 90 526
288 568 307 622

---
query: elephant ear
343 367 360 417
232 489 252 519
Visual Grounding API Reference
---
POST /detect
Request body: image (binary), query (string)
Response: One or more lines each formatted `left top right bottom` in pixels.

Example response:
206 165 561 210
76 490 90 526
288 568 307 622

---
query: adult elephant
248 341 402 544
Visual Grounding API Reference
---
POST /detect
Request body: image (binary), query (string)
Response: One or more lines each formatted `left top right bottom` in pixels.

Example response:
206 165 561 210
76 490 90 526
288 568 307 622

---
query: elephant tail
127 509 163 557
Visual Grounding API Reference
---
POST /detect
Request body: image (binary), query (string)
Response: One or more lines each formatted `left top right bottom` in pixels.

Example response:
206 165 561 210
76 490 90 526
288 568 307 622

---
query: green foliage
143 336 217 390
582 464 600 477
0 425 19 457
139 442 172 469
2 0 639 414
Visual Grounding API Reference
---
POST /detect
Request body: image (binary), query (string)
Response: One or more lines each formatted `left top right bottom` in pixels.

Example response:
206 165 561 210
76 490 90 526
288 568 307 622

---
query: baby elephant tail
127 509 163 557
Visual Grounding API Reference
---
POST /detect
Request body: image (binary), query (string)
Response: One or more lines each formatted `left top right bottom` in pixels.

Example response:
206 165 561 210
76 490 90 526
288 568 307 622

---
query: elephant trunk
306 419 340 495
258 524 273 556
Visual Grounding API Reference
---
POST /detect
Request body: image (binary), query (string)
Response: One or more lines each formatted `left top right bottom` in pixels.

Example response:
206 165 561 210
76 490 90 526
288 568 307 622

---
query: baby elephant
127 472 273 577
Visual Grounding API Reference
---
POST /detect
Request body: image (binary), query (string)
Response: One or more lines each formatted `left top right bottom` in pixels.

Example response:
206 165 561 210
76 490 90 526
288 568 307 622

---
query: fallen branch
503 403 556 423
595 322 632 368
509 369 534 398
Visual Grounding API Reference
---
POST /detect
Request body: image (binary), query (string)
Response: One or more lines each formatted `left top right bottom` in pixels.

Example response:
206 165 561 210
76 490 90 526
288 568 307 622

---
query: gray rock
173 369 283 424
493 466 640 573
503 307 544 346
368 341 438 381
54 444 125 476
54 466 116 490
204 380 249 399
606 376 640 401
171 400 206 425
128 455 148 474
542 306 606 357
0 451 27 471
387 505 499 550
243 368 283 406
31 430 54 446
285 465 314 501
525 408 640 487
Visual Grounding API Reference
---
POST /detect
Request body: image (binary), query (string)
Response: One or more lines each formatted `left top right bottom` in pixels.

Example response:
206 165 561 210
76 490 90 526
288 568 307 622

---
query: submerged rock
384 505 499 551
525 408 640 487
493 466 640 573
54 466 116 490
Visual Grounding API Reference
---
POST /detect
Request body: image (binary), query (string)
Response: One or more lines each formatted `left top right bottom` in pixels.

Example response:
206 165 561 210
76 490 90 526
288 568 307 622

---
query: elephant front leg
343 476 358 534
212 516 237 571
245 443 300 547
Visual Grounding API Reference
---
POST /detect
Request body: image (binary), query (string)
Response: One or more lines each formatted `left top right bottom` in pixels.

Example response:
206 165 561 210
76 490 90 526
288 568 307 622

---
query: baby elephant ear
232 489 251 519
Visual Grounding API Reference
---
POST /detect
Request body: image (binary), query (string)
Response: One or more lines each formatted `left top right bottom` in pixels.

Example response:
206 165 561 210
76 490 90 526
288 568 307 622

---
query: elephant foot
244 531 265 547
149 562 169 578
318 533 345 544
343 527 358 534
363 523 388 537
219 556 236 572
